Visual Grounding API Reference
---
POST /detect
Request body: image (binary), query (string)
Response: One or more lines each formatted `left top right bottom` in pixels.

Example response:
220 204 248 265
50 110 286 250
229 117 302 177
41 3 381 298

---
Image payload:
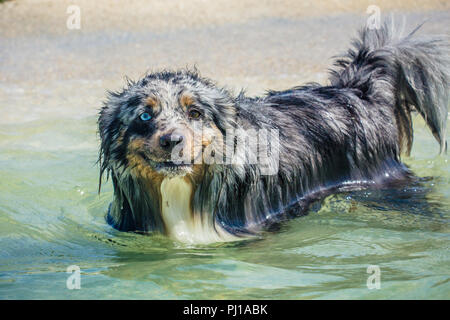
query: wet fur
98 22 449 242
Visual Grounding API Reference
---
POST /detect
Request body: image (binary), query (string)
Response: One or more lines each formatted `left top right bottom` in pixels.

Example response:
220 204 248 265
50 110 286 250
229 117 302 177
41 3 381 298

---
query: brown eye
188 109 202 119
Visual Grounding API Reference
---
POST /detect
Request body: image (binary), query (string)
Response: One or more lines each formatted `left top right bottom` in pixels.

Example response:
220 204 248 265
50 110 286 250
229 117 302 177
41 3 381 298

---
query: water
0 3 449 299
0 114 448 299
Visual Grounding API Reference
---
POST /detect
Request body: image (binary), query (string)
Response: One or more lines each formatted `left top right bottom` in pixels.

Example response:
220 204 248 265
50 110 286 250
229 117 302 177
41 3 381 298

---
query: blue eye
140 112 152 121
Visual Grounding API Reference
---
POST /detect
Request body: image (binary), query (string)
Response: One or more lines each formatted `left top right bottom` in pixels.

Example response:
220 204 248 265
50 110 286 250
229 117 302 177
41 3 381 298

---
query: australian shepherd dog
98 22 449 244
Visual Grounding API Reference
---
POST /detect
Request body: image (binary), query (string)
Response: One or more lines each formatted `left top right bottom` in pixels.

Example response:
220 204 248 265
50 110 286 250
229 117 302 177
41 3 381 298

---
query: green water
0 115 448 299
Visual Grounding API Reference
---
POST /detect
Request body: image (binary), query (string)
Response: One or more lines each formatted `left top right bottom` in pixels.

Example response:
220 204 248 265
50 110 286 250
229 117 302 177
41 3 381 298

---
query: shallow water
0 114 448 299
0 3 449 299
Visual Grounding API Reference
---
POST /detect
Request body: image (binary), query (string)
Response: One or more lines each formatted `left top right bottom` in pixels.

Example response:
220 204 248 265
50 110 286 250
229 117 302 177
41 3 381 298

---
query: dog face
99 70 236 181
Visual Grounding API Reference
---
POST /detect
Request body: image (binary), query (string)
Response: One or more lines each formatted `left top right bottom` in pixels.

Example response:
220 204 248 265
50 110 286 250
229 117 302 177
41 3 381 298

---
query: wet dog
98 22 449 243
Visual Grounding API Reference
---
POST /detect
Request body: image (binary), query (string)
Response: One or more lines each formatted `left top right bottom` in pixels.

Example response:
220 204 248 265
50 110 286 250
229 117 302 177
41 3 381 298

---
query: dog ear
98 86 142 192
98 95 120 193
212 99 237 134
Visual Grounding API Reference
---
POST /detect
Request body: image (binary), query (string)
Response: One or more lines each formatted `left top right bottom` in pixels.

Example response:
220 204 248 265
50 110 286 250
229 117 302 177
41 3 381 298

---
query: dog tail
329 21 449 154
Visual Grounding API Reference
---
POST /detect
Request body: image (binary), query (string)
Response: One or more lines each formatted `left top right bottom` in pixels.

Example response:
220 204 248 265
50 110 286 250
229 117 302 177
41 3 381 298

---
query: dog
98 22 449 244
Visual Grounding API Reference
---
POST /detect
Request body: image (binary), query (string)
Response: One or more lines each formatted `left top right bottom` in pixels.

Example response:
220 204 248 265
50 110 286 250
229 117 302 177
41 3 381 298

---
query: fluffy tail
330 21 449 154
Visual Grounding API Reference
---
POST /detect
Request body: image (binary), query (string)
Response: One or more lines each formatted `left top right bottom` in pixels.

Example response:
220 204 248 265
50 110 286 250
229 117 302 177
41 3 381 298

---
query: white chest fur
160 176 236 244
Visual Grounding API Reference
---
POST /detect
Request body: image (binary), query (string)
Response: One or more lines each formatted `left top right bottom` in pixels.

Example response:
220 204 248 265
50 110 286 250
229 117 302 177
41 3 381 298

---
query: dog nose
159 133 184 151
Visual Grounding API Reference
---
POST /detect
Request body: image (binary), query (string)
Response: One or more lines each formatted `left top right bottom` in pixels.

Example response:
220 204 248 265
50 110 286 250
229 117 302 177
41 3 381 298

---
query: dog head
98 70 236 183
